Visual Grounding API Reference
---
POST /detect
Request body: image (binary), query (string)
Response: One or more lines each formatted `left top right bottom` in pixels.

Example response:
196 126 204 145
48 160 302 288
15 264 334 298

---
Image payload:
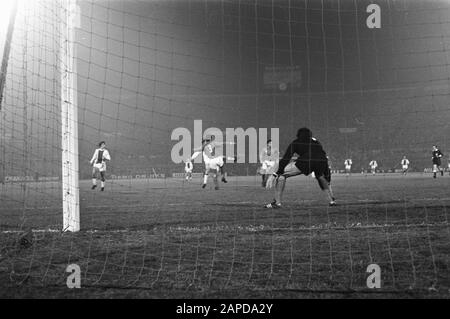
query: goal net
0 0 449 297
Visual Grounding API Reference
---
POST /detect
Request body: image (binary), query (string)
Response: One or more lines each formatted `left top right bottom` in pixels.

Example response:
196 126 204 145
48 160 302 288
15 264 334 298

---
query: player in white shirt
344 158 352 176
369 160 377 175
191 137 235 190
259 139 279 187
184 158 193 181
401 156 410 175
90 141 111 191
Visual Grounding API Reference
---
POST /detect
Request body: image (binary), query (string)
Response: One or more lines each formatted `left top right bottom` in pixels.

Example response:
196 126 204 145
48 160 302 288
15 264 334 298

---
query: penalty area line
1 221 448 235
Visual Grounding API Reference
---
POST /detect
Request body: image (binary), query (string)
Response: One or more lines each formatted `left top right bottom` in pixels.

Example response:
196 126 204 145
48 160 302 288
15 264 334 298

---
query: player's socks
91 185 97 190
264 200 281 209
221 170 228 183
433 172 437 178
202 173 208 188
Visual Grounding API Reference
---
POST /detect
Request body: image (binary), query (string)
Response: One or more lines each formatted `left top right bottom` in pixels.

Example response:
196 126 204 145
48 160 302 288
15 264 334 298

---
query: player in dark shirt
264 127 336 208
432 145 444 178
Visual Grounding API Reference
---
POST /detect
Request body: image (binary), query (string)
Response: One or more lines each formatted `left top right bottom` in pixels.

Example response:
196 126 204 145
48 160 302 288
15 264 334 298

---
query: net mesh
0 0 449 297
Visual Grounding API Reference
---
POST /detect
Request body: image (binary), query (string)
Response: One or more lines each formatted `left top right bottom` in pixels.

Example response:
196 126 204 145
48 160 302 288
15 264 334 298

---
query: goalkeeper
264 127 336 208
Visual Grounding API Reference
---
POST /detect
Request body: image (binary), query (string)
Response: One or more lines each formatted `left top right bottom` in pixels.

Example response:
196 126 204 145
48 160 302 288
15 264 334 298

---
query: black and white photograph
0 0 449 303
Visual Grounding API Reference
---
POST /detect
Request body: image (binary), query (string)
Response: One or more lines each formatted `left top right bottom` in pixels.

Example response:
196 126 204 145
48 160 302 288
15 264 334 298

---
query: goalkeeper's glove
265 173 278 189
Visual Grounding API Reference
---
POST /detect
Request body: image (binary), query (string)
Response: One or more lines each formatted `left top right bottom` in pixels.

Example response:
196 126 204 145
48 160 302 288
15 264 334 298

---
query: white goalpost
61 0 80 232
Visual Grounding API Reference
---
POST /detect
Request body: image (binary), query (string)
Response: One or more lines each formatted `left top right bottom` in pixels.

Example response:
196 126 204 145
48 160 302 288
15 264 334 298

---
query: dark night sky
2 0 450 177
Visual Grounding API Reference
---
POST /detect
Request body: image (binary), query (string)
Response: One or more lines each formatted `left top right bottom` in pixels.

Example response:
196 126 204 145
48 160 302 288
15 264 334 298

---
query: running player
264 128 336 208
90 141 111 191
344 158 352 176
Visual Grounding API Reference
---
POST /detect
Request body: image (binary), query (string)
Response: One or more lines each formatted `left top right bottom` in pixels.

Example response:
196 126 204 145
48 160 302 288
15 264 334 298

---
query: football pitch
0 173 449 298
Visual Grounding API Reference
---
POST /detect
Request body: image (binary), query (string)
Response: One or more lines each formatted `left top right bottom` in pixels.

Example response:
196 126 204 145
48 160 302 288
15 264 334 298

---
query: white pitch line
1 221 448 235
0 229 131 234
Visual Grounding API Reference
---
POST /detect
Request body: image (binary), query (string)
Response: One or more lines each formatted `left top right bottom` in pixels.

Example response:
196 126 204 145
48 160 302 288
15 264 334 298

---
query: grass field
0 173 449 298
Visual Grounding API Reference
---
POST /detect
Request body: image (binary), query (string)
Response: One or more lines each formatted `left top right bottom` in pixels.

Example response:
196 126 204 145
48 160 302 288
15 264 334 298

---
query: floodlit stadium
0 0 449 298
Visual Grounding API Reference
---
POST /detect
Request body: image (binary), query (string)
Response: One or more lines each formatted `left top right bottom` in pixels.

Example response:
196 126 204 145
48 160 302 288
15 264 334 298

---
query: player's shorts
185 168 193 173
205 156 224 171
93 163 106 172
345 165 351 170
260 160 277 174
433 158 441 166
402 165 408 170
293 158 331 183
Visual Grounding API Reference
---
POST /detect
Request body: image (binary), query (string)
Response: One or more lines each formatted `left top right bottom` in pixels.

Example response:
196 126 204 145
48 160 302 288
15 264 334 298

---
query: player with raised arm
264 128 336 208
259 139 279 187
344 158 352 176
432 145 444 178
369 160 378 175
90 141 111 191
401 156 410 175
